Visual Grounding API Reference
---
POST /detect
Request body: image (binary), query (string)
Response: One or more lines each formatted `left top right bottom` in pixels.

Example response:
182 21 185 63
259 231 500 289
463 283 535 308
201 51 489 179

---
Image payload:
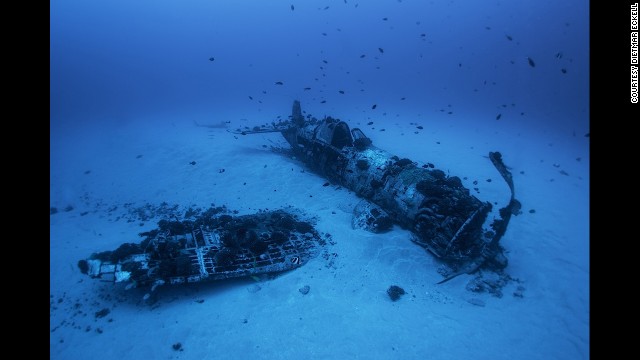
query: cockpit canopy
314 117 354 149
314 117 372 150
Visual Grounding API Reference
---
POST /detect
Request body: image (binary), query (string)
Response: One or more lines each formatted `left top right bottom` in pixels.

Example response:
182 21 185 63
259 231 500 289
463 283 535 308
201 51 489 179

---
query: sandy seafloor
50 107 589 360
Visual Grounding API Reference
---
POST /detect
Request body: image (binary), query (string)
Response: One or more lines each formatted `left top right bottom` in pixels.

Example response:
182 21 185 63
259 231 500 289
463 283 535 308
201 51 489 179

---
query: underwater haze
50 1 590 359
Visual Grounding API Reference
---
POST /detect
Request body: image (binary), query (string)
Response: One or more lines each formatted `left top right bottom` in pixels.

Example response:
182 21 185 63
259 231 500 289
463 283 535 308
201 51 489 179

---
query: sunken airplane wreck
233 100 521 283
79 101 520 292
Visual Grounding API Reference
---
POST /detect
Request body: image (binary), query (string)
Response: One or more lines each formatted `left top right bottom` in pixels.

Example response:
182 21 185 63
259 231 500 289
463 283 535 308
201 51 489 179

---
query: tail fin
291 100 304 127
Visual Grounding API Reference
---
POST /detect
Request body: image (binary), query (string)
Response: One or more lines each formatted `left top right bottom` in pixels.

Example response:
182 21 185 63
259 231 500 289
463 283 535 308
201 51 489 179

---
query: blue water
51 0 588 133
50 1 589 359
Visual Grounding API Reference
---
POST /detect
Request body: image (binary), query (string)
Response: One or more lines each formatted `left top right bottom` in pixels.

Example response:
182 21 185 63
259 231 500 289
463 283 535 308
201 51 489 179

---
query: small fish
275 81 284 85
555 52 563 59
527 57 536 67
303 87 311 91
290 4 294 11
561 68 567 74
496 114 502 120
367 121 373 125
338 90 345 94
400 97 406 100
382 17 388 21
372 104 377 109
291 257 301 265
378 47 384 53
323 60 328 64
505 35 512 41
209 57 215 61
360 54 366 58
248 96 253 100
420 33 426 37
189 161 196 165
320 100 326 103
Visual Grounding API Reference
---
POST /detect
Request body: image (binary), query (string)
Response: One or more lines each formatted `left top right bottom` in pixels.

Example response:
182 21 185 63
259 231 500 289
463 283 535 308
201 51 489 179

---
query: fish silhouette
527 57 536 67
